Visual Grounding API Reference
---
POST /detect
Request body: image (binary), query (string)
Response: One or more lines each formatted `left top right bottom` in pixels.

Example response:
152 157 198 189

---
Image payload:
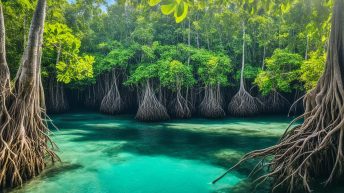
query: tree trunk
46 43 69 113
0 0 58 189
262 45 266 69
0 3 10 121
0 4 11 165
305 34 309 60
240 22 246 91
228 22 259 117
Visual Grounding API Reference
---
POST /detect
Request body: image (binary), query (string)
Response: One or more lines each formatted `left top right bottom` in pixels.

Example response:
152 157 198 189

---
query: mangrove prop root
1 0 58 189
214 1 344 192
169 88 192 118
228 21 260 117
47 78 69 113
199 85 225 119
84 73 109 108
100 69 124 114
135 81 170 122
261 90 291 114
228 87 259 117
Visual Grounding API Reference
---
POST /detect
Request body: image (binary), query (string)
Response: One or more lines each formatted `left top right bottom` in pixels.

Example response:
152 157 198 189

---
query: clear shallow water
9 112 344 193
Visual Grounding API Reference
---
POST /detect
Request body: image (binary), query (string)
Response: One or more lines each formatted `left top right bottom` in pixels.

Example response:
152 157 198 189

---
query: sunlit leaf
175 2 188 23
161 3 176 15
148 0 161 6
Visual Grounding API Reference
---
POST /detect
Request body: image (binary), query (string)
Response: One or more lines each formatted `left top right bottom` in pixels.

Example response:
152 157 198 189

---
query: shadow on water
16 112 340 193
9 163 83 193
40 163 84 179
50 112 288 173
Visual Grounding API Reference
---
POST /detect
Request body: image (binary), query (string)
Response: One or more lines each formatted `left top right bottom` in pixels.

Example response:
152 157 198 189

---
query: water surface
10 112 343 193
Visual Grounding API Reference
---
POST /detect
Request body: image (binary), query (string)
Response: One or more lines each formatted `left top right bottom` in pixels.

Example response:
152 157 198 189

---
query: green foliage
255 49 303 95
95 46 136 75
159 59 195 90
125 63 160 85
157 44 194 61
125 43 196 89
44 23 94 84
235 64 259 82
56 55 95 84
131 16 155 44
191 49 232 86
149 0 190 23
3 0 331 94
2 0 35 76
300 51 326 91
141 42 160 61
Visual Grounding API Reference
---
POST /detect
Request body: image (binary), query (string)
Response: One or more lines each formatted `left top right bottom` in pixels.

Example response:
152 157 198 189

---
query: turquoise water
9 112 343 193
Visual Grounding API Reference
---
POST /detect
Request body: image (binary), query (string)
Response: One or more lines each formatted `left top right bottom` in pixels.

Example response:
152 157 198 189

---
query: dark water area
10 112 344 193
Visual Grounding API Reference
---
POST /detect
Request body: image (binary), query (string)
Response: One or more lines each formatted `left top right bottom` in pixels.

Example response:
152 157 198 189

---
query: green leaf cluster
44 23 94 84
159 59 195 90
255 49 303 95
300 51 326 91
191 49 232 86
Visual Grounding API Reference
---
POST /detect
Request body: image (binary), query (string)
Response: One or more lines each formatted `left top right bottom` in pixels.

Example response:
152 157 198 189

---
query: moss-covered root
228 87 259 117
199 85 226 119
135 81 170 122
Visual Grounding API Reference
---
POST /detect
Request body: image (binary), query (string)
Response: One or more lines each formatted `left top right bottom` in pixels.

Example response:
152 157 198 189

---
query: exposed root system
0 0 58 188
261 90 290 114
169 88 191 118
46 78 69 113
100 69 124 114
84 74 109 108
135 81 170 122
214 1 344 192
199 85 225 118
228 22 259 117
228 87 260 117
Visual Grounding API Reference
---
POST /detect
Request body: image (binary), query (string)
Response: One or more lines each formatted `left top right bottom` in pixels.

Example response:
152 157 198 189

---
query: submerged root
168 89 191 118
228 87 259 117
100 70 124 114
135 81 170 122
214 2 344 192
199 85 225 119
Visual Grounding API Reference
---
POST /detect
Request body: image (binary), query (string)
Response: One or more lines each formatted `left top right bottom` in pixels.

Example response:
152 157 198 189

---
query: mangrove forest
1 0 344 193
